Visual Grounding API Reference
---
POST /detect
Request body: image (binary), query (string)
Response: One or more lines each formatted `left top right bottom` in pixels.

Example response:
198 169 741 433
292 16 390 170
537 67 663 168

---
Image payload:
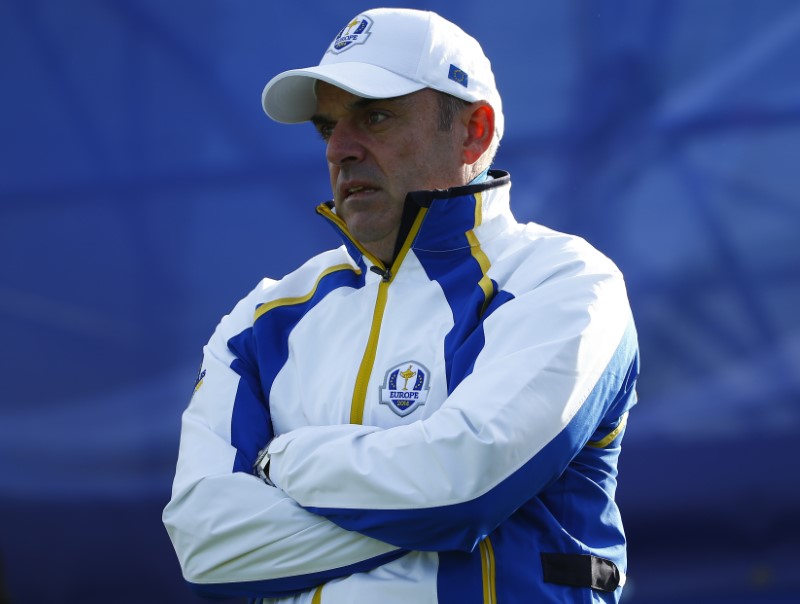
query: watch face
253 445 271 482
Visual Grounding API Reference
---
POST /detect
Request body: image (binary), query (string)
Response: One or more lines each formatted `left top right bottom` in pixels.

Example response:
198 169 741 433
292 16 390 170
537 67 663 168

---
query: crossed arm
163 266 637 599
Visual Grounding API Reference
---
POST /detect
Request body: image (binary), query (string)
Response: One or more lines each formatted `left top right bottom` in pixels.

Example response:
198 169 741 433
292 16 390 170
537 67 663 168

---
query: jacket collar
317 170 513 268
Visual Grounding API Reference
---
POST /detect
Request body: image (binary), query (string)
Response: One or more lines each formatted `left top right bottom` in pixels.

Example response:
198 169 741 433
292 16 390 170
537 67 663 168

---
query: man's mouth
343 185 379 201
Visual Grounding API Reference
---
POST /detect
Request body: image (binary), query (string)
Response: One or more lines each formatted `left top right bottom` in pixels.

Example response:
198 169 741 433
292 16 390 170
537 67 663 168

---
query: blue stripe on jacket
227 265 365 473
412 192 504 393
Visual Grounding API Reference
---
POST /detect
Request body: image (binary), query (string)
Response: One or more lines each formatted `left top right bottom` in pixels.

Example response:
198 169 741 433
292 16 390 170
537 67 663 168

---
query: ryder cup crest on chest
380 361 431 417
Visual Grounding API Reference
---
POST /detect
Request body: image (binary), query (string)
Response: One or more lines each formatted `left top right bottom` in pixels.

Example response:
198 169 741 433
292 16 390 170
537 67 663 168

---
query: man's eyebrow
354 94 413 109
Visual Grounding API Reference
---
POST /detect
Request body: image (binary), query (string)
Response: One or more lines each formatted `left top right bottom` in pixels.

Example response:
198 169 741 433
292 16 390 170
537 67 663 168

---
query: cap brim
262 62 427 123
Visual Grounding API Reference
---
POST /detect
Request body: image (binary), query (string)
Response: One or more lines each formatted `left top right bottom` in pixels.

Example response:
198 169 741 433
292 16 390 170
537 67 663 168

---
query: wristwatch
253 444 273 485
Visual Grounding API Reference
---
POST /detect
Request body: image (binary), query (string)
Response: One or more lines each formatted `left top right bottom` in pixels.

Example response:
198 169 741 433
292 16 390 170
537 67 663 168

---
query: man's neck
367 171 493 265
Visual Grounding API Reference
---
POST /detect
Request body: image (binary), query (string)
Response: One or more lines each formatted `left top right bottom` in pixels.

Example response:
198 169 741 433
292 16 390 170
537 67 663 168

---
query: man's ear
462 102 495 165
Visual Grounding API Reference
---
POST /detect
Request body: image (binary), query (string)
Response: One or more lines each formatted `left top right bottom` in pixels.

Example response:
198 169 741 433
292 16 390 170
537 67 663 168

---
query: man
163 8 639 603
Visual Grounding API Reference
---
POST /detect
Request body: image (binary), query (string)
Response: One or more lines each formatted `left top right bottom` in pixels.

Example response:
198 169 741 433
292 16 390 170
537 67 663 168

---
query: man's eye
367 111 388 125
317 124 334 141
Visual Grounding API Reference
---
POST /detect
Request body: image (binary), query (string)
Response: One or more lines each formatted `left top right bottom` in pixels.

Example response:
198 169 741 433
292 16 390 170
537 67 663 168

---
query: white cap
261 8 504 140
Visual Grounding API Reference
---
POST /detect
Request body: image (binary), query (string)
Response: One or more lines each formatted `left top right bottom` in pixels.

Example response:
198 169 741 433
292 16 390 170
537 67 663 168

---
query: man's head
261 8 503 261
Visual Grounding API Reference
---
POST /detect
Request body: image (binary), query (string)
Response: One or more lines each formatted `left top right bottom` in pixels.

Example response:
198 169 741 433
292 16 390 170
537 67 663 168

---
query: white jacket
163 172 639 603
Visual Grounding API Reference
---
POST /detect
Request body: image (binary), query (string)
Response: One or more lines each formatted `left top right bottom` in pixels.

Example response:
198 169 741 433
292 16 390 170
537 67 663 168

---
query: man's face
312 82 468 262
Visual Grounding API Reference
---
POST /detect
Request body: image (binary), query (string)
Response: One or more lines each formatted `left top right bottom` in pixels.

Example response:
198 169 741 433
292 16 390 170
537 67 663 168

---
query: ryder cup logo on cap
261 8 504 140
330 15 373 54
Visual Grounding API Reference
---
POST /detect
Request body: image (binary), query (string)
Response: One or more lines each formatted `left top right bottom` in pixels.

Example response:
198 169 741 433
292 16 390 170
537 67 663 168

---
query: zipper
349 275 391 423
316 203 427 425
479 537 497 604
369 264 392 280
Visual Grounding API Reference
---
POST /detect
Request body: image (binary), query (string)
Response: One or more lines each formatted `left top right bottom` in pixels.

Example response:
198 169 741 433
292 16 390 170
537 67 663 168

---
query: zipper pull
369 265 392 281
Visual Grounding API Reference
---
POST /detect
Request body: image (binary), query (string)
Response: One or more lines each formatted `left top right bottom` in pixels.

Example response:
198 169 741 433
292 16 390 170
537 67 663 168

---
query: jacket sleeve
265 254 640 554
162 281 404 600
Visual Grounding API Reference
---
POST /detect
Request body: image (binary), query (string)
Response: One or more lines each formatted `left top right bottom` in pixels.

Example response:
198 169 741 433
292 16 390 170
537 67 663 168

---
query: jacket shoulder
215 247 358 340
491 221 624 295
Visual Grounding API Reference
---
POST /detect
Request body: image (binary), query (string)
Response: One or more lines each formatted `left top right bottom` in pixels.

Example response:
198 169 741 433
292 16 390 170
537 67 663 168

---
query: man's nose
326 120 365 165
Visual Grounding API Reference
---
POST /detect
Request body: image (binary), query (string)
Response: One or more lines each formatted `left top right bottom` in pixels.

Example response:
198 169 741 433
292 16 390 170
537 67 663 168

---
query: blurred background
1 0 798 602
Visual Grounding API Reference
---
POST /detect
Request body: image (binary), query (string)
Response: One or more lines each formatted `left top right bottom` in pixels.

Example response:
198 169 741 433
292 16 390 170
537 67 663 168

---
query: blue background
1 1 798 602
